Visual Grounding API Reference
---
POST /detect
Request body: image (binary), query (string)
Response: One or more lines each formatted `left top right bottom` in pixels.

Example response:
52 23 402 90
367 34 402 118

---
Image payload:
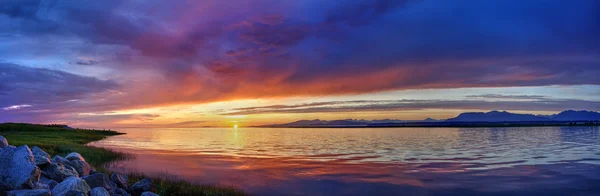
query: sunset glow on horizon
1 0 599 128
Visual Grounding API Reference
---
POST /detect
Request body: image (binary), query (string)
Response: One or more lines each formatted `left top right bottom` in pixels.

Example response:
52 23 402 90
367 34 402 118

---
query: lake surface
89 126 600 195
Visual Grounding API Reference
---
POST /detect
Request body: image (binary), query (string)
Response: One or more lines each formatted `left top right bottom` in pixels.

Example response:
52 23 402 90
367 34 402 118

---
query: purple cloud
0 0 598 122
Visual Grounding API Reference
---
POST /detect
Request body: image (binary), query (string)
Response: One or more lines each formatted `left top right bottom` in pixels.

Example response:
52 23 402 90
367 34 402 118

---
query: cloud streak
2 104 32 111
465 94 549 100
222 99 600 115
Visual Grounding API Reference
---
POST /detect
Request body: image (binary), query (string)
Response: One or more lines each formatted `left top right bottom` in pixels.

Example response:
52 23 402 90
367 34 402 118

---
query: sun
233 124 239 129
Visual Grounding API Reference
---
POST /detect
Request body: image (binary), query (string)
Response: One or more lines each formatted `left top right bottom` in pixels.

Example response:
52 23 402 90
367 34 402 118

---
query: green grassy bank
0 123 247 196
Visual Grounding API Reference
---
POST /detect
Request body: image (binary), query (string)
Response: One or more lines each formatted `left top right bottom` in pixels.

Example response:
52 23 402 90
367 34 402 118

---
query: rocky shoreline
1 135 159 196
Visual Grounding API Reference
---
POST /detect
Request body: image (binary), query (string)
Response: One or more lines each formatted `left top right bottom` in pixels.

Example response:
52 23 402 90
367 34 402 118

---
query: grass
0 123 248 196
125 172 247 196
0 123 126 167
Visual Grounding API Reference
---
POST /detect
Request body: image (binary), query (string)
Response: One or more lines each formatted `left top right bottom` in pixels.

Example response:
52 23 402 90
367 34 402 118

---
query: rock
39 175 51 183
129 178 156 196
65 152 85 162
115 188 131 196
31 147 52 167
47 180 59 190
111 173 129 189
90 187 110 196
90 167 99 175
65 190 88 196
140 192 159 196
33 155 52 167
69 160 91 177
38 175 50 185
82 173 117 194
45 163 79 182
0 135 8 148
51 176 91 196
40 170 48 178
5 189 52 196
52 155 71 165
31 146 50 159
0 145 42 190
32 182 49 190
39 175 56 184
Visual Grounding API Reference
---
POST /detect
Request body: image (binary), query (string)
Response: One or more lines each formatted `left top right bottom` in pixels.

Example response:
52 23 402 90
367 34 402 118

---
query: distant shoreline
257 110 600 128
256 121 600 128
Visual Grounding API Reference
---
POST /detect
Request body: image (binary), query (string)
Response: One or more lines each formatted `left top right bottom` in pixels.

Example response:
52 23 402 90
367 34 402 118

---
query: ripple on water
90 126 600 195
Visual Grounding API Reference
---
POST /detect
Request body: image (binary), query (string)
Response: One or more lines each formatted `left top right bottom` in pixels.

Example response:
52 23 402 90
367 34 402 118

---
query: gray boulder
5 189 51 196
40 175 58 190
39 175 52 183
51 155 71 165
141 192 159 196
90 187 110 196
69 160 91 177
0 145 42 190
111 173 129 189
115 188 131 196
0 135 7 148
47 180 59 190
51 176 91 196
82 173 117 194
33 155 52 167
32 182 49 190
129 178 156 196
39 176 52 185
65 152 85 162
45 163 79 182
31 146 50 158
31 147 52 167
65 190 88 196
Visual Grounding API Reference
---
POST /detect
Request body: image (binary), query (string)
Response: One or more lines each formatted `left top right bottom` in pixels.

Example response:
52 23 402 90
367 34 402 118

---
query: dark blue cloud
282 0 600 82
0 63 118 110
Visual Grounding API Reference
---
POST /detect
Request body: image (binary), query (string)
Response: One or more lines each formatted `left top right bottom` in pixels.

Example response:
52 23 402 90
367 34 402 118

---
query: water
89 126 600 195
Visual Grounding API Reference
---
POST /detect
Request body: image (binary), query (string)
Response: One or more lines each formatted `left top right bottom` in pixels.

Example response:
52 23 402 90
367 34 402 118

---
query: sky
0 0 599 128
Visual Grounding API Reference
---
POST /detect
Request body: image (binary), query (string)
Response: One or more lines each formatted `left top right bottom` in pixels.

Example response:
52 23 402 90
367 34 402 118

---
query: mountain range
262 110 600 127
448 110 600 122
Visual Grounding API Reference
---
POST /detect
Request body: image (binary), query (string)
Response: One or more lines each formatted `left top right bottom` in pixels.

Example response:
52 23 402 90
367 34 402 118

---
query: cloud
323 0 414 26
0 63 120 122
0 0 42 20
72 60 101 66
2 104 32 111
239 18 312 47
166 121 207 128
465 94 548 100
73 113 160 122
0 0 599 114
221 99 600 115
